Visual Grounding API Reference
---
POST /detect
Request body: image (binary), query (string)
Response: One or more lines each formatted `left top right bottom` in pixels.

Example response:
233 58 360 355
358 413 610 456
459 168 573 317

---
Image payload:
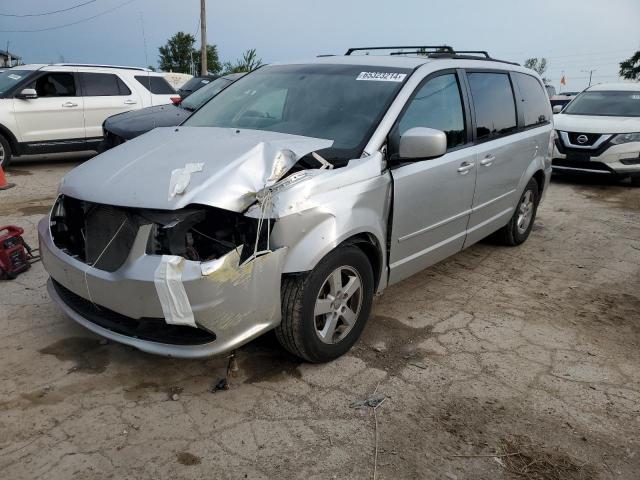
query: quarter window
135 75 175 94
513 73 550 127
467 72 517 140
81 73 131 96
398 73 466 149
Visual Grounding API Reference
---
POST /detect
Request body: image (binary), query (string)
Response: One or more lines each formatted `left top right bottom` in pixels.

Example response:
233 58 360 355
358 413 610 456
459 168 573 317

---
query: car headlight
611 132 640 145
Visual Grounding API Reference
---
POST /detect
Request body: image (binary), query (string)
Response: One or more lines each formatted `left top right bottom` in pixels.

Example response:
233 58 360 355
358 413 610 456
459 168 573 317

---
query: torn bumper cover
39 216 287 358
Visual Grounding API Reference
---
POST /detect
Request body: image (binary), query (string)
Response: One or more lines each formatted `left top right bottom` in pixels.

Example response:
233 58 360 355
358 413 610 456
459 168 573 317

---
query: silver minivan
39 46 553 362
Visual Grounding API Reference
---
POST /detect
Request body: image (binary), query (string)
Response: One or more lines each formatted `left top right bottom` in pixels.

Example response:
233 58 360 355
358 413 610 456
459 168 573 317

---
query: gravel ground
1 155 639 480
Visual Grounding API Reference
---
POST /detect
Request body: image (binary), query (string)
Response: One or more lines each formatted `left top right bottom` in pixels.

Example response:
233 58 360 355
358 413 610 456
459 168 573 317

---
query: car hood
104 104 192 140
60 127 333 212
554 113 640 134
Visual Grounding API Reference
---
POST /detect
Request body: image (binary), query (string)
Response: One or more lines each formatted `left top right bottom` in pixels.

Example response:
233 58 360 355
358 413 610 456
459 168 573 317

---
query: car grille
51 196 141 272
566 132 601 147
53 279 216 345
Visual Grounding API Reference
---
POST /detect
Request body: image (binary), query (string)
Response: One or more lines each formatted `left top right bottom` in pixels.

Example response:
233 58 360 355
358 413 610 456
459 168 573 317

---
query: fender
0 122 21 155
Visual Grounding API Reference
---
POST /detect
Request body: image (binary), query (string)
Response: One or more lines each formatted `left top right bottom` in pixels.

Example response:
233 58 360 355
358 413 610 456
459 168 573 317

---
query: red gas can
0 225 32 280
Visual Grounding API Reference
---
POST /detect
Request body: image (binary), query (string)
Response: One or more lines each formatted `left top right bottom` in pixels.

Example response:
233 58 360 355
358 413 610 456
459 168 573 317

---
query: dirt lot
1 156 639 480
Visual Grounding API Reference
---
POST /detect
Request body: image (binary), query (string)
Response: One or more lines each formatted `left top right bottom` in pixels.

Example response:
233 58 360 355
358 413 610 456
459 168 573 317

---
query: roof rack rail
55 63 151 72
345 46 454 55
345 46 520 66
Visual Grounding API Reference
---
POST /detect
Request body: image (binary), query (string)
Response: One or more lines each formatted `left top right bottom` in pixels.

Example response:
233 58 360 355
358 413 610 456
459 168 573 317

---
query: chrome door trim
390 230 467 270
471 188 517 213
397 208 472 243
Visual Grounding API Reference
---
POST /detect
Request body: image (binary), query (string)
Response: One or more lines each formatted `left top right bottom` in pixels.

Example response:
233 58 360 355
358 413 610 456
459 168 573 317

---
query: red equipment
0 226 36 280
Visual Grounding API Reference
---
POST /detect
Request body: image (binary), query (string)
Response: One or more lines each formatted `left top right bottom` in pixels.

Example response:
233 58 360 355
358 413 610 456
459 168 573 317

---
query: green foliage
524 57 548 76
158 32 221 74
620 51 640 81
223 49 263 74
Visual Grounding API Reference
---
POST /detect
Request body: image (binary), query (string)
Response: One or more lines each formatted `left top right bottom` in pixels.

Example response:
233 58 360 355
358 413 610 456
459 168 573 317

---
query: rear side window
513 73 550 127
135 75 175 94
81 73 131 96
467 72 517 140
398 73 466 149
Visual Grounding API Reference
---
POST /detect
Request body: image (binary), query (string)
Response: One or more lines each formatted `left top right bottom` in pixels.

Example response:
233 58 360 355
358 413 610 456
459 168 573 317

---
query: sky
1 0 639 92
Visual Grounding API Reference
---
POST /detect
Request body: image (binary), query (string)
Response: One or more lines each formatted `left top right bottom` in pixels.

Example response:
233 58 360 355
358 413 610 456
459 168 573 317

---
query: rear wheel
276 245 374 363
0 134 12 169
495 177 539 246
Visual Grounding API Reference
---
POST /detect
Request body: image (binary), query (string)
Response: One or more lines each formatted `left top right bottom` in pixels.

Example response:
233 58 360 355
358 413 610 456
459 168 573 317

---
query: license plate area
566 152 591 162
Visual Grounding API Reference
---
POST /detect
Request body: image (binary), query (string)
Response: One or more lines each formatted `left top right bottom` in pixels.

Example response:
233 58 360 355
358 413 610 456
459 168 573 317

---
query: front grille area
566 132 601 147
53 279 216 345
51 196 143 272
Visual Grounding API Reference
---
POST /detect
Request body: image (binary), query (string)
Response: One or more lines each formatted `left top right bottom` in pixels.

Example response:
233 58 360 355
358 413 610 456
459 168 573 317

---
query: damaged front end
41 191 287 358
39 126 388 358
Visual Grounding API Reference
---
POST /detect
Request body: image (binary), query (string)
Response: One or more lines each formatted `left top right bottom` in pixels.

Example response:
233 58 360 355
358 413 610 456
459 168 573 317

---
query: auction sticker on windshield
356 72 407 82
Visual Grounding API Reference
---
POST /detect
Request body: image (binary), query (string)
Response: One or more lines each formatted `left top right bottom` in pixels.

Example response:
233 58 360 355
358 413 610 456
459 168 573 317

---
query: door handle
62 101 78 108
457 161 475 174
124 99 137 105
480 154 495 166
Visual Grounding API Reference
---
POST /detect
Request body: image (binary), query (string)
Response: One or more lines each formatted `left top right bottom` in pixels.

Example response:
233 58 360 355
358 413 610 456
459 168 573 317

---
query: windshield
184 64 411 160
179 76 212 92
0 70 31 94
564 90 640 117
181 77 233 111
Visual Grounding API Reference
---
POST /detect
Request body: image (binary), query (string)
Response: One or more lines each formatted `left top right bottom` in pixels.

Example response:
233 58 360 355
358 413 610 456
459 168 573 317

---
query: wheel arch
340 233 384 292
0 123 20 156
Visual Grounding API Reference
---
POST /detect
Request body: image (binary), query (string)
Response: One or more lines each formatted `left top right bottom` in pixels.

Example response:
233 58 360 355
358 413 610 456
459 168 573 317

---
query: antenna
139 12 149 68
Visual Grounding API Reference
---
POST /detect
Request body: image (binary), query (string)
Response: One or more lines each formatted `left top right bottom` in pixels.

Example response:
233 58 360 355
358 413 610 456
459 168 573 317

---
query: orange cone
0 165 15 190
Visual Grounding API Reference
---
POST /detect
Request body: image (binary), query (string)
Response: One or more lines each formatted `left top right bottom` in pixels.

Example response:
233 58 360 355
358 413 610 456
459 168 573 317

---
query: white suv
552 82 640 185
0 64 177 167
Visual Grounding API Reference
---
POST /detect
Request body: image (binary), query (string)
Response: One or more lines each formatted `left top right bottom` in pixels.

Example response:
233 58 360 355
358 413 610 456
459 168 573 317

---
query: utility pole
200 0 207 75
581 68 597 87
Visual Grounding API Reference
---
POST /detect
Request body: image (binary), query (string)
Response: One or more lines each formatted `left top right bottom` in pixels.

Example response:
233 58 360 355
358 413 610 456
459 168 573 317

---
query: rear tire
276 245 374 363
495 177 539 246
0 134 12 169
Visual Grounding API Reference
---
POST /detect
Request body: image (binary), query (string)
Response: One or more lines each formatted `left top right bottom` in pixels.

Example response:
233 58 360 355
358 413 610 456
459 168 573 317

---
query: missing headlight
144 205 272 264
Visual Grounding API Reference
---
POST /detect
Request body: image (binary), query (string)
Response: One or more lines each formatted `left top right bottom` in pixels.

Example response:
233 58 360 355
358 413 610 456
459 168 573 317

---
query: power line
0 0 100 17
0 0 136 32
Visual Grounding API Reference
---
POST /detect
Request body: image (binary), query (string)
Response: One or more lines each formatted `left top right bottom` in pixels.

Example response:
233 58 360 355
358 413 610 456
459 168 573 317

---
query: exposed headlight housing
611 132 640 145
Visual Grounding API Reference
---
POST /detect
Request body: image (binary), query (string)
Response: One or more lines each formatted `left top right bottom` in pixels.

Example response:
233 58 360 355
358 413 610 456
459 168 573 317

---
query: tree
158 32 221 74
620 51 640 80
194 44 221 76
223 49 263 74
524 57 550 83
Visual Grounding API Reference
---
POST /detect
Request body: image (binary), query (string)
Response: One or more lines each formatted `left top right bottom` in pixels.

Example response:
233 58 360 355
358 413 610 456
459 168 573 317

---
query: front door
13 70 85 143
389 71 477 284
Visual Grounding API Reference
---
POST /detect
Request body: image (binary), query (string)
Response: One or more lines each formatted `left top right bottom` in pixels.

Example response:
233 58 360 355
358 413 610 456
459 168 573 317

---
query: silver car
39 47 553 362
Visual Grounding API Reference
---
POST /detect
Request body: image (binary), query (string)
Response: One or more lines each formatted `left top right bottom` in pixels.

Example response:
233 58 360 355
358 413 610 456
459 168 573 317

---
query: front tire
0 134 12 169
276 245 374 363
496 177 539 246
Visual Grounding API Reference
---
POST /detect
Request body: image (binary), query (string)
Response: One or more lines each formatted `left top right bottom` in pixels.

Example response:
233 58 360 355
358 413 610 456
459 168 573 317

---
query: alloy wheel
313 266 363 344
517 190 534 234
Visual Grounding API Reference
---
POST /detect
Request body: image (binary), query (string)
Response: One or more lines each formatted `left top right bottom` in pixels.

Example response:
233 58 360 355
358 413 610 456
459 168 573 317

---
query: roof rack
346 46 454 56
345 46 520 66
55 63 151 72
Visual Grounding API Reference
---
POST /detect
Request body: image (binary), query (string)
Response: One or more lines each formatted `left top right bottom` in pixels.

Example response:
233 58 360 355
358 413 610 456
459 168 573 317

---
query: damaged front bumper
39 216 287 358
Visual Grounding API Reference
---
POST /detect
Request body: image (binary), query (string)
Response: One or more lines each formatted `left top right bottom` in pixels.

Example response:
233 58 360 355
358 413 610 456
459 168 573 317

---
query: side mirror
16 88 37 100
552 105 563 114
398 127 447 160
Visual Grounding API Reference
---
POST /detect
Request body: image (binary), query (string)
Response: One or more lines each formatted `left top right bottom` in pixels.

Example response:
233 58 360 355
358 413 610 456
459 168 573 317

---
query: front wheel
0 134 12 169
495 178 539 246
276 245 374 363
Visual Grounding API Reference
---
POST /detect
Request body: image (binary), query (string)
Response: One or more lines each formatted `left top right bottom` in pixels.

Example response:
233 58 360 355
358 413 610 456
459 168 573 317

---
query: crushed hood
554 113 640 134
60 127 333 212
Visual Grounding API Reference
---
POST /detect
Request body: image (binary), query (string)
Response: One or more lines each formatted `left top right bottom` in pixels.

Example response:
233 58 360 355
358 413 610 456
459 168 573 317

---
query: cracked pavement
1 156 639 479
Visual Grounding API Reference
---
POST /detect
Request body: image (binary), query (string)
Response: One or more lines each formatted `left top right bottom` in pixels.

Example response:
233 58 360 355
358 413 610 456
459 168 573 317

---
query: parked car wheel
496 177 539 246
630 175 640 187
0 134 12 169
276 245 374 363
